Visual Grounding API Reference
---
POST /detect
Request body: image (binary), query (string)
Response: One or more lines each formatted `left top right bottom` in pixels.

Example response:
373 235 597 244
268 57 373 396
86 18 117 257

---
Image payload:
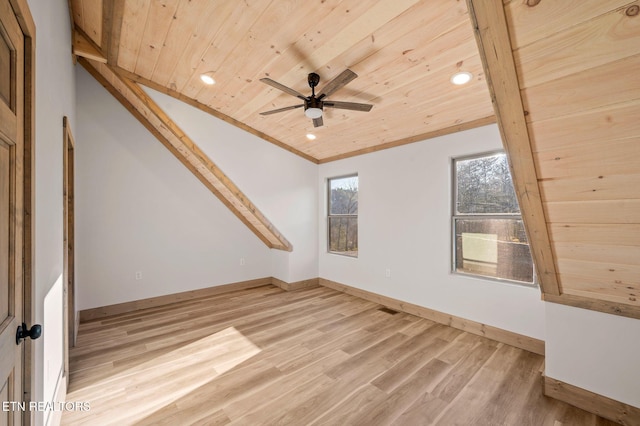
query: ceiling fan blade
323 100 373 112
313 116 324 127
318 69 358 99
259 104 304 115
260 78 307 100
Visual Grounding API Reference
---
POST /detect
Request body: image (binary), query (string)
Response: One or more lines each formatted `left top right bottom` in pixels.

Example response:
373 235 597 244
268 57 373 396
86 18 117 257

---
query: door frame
62 116 75 382
8 0 35 424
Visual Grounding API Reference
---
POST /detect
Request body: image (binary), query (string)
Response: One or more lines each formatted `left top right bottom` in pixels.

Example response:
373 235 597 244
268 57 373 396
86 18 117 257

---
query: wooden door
0 0 25 423
63 116 76 381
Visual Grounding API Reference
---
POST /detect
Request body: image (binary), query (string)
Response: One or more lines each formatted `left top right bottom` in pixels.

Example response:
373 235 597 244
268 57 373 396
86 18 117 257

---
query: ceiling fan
259 69 373 128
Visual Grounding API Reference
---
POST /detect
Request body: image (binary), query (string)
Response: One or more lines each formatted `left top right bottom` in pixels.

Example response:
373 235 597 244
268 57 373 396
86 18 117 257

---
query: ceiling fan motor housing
305 97 323 111
308 72 320 88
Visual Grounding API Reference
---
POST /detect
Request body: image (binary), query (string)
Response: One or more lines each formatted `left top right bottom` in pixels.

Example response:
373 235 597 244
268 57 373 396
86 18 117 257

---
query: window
328 174 358 257
452 152 535 285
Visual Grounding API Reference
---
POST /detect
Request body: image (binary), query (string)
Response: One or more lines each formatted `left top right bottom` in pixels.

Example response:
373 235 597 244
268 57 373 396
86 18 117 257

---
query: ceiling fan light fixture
304 107 323 119
200 72 216 85
451 71 472 85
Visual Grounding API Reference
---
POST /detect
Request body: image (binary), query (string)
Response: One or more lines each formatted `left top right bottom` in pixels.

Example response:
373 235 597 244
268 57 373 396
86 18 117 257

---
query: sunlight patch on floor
63 327 261 425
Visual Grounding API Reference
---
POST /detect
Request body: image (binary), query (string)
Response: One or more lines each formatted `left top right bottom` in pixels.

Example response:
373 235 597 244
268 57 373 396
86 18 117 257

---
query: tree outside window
453 152 535 285
328 175 358 257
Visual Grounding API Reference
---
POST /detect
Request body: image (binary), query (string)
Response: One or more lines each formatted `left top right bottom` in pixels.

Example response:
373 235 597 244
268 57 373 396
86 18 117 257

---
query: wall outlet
240 257 246 266
385 268 391 278
135 271 142 280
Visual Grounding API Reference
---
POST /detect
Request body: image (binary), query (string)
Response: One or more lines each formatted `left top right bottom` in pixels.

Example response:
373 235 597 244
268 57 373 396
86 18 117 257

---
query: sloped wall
75 67 317 310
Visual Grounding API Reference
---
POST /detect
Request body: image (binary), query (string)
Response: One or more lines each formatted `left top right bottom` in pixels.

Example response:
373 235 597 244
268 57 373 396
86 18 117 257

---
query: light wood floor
63 285 618 425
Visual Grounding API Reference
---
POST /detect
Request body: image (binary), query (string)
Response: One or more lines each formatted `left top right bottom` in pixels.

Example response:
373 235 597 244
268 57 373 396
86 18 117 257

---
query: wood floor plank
63 285 619 425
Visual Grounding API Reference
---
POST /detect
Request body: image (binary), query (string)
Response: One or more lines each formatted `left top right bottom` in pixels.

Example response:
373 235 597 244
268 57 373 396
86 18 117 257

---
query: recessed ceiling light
306 133 316 140
451 71 472 85
200 72 216 85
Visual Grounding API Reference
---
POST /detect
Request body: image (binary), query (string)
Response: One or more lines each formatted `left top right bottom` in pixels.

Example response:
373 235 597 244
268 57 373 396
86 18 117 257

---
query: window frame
451 150 537 287
327 173 359 258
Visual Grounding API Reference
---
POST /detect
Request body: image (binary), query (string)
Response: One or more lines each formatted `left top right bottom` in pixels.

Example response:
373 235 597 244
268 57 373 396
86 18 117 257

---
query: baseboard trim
79 277 273 322
272 277 320 291
79 276 543 355
543 375 640 425
319 278 544 355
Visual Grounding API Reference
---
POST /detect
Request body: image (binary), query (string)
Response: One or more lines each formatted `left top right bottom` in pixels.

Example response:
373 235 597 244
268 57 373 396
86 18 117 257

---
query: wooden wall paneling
466 0 560 295
544 292 640 320
514 1 640 89
534 137 640 179
549 223 640 246
557 258 639 289
544 199 640 224
540 173 640 203
522 54 640 124
561 287 637 307
553 243 640 268
504 0 635 49
79 58 292 251
561 282 638 304
528 99 640 153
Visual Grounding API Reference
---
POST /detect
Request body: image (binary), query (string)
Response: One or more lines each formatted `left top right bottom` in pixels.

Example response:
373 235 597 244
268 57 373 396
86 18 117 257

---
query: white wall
27 0 76 424
75 67 318 309
143 87 319 283
545 302 640 407
42 276 64 426
319 125 545 340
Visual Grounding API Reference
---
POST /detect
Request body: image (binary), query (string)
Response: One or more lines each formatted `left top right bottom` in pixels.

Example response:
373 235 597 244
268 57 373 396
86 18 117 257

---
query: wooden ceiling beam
466 0 560 296
73 29 106 63
79 57 293 252
103 0 124 65
111 65 319 164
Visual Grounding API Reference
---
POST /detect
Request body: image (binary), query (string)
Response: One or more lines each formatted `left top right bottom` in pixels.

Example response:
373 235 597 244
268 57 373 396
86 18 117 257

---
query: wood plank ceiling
70 0 640 320
70 0 495 163
470 0 640 318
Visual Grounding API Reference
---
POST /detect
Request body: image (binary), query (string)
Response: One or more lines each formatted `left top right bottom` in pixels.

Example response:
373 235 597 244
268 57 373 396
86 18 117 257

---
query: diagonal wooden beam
73 29 107 63
111 65 319 164
466 0 560 296
79 57 293 251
